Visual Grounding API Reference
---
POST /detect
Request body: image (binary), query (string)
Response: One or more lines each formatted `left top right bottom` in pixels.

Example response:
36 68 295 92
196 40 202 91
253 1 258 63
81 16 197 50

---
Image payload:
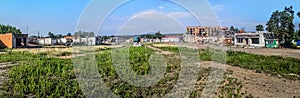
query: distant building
186 26 228 36
185 26 229 43
0 33 28 48
234 31 277 48
37 38 58 45
162 36 180 42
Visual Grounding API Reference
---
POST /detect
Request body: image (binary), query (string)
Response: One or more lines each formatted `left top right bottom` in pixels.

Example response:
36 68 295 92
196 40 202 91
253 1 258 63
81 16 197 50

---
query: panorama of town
0 1 300 98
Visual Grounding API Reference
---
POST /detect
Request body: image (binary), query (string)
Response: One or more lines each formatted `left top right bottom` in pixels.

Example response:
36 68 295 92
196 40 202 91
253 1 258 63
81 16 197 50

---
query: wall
0 33 13 48
38 38 53 45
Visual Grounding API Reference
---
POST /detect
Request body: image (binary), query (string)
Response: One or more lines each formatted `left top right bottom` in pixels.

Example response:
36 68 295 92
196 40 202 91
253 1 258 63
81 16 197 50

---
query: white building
162 36 180 42
234 31 274 48
80 37 96 45
38 38 57 45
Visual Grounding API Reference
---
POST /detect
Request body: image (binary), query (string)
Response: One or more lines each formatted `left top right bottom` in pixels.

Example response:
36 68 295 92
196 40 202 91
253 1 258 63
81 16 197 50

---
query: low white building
234 31 274 48
80 37 96 45
38 38 57 45
162 36 180 42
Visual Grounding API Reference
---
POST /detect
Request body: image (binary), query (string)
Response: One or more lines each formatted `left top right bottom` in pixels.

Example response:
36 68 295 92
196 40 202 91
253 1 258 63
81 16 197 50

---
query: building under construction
0 33 28 48
186 26 229 36
185 26 229 43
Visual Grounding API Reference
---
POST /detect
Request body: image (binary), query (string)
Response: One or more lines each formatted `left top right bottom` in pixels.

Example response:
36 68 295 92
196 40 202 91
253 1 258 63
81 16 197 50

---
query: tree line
0 24 22 34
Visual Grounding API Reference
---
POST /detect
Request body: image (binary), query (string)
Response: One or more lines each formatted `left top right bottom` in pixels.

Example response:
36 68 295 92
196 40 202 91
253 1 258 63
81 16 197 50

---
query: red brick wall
0 33 13 48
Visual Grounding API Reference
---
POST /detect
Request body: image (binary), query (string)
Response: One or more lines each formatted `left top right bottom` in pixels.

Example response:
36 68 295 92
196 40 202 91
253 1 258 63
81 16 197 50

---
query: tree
145 34 152 39
48 32 54 38
256 24 264 31
67 33 72 36
74 31 95 38
154 31 164 42
230 26 235 32
297 12 300 38
0 24 22 34
266 6 295 47
229 26 239 33
55 34 63 39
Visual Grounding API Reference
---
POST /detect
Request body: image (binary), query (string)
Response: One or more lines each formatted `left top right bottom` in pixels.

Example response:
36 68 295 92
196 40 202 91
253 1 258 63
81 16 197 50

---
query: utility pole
26 25 29 35
38 31 40 38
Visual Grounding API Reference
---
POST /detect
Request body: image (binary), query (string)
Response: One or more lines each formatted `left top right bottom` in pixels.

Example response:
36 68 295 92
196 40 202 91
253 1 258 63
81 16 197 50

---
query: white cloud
214 4 225 11
158 6 164 10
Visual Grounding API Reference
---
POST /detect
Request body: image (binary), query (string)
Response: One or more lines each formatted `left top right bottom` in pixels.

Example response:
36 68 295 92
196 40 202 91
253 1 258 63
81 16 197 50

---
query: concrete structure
186 26 228 36
0 33 28 48
80 37 96 45
37 38 57 45
162 36 180 42
234 31 275 48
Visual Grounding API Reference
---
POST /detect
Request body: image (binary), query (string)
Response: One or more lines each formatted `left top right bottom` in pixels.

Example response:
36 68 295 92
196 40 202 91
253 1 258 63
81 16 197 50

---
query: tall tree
256 24 264 31
266 6 295 47
297 12 300 38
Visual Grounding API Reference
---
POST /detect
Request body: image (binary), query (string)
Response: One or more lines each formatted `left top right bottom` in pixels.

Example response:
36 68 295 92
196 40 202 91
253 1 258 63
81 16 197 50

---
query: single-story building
234 31 277 48
37 38 58 45
162 36 180 42
0 33 28 48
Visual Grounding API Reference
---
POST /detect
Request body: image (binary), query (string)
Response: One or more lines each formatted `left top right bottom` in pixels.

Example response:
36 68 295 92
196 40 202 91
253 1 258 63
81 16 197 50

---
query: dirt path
146 46 174 55
0 62 18 93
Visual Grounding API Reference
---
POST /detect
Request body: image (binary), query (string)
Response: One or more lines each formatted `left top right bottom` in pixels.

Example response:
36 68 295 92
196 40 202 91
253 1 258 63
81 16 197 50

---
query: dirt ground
149 45 300 98
153 43 300 59
200 61 300 98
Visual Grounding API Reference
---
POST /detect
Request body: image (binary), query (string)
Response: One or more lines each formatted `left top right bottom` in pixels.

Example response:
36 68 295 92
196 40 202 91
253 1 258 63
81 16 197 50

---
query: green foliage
154 31 165 41
256 24 264 31
74 31 95 38
48 32 54 38
0 24 22 34
229 26 239 33
155 46 300 80
95 46 181 97
227 50 300 80
0 52 41 63
3 58 83 97
266 6 295 47
66 33 72 36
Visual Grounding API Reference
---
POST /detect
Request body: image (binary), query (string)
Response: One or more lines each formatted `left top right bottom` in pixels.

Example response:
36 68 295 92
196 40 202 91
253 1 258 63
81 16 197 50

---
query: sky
0 0 299 36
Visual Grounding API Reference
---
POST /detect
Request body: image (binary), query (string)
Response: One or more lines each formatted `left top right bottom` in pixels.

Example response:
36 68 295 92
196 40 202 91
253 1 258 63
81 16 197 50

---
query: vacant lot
153 43 300 59
0 44 299 97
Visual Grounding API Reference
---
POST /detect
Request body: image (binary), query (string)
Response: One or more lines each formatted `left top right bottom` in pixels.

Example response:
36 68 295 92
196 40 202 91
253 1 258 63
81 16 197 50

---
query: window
252 38 259 44
237 38 243 43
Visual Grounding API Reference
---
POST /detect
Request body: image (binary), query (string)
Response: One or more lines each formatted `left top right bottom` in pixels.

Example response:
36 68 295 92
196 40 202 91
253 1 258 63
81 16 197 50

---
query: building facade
186 26 228 36
234 31 276 48
0 33 28 48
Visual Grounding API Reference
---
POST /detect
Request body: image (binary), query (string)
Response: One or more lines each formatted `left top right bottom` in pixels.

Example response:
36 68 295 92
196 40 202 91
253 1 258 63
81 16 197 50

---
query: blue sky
0 0 299 36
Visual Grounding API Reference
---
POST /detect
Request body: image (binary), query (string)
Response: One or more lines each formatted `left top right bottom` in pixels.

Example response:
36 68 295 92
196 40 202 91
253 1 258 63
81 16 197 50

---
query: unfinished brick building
186 26 228 36
0 33 28 48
